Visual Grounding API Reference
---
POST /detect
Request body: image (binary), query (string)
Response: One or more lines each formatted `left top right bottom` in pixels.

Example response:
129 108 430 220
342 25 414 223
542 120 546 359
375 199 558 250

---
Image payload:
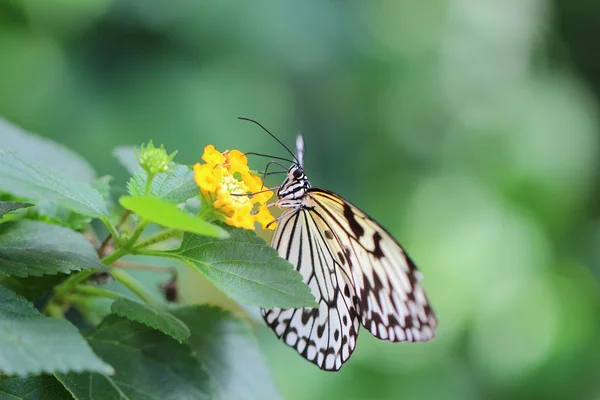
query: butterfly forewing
307 189 437 343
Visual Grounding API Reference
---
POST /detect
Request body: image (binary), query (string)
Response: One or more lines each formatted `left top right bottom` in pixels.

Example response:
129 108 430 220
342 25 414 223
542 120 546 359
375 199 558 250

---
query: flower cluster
193 145 276 230
136 141 177 175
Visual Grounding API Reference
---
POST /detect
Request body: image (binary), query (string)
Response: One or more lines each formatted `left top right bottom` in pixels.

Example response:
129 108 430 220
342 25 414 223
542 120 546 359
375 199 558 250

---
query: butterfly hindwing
263 208 360 371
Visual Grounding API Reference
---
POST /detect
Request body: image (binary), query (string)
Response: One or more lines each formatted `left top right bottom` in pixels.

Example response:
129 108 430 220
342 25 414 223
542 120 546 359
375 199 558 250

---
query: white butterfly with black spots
262 134 437 371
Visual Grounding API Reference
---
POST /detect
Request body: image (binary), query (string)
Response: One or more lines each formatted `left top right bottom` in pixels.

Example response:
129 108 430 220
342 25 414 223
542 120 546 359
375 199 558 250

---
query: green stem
111 268 157 305
100 217 122 247
131 228 181 251
45 302 65 319
101 246 130 266
47 245 129 313
52 270 96 301
144 172 155 196
133 249 180 259
126 220 149 248
197 204 213 219
74 285 122 300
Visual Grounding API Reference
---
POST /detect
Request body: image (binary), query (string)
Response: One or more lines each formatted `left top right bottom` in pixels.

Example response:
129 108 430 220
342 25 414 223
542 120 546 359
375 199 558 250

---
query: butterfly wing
263 208 360 371
307 188 437 343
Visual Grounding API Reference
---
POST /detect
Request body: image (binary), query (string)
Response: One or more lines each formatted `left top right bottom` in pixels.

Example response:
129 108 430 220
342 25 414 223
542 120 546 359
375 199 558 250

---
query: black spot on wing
372 231 384 259
337 251 346 265
301 307 318 325
343 202 364 238
317 324 325 338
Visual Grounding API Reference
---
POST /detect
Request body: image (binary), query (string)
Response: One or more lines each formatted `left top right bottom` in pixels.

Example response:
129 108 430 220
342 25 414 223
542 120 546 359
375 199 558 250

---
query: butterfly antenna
244 152 296 165
237 117 299 165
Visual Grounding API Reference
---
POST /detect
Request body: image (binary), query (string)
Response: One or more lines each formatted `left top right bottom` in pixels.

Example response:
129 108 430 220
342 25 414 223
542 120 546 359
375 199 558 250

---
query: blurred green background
1 1 599 399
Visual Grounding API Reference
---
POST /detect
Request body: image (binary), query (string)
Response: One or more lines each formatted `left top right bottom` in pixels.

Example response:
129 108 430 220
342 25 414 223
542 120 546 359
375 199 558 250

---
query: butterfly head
277 164 311 205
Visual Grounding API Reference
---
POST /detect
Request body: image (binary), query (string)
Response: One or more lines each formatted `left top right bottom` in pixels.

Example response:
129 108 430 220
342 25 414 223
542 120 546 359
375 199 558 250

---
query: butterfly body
262 135 437 371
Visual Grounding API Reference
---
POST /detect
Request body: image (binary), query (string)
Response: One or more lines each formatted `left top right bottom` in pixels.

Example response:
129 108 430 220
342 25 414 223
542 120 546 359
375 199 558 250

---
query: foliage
1 1 599 399
0 120 314 399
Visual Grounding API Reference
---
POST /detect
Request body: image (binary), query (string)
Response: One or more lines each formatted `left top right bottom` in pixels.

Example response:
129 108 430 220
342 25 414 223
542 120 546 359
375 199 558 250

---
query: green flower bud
136 141 177 175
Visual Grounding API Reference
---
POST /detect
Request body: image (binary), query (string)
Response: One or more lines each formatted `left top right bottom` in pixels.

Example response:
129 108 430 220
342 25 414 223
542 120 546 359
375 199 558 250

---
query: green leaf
92 175 113 203
119 196 228 238
113 145 141 175
0 220 108 277
25 200 90 231
0 375 73 400
167 225 316 309
1 274 67 301
0 201 33 218
173 306 282 400
0 149 107 217
21 177 112 231
55 315 215 400
0 285 113 376
127 164 200 204
0 117 96 183
110 297 191 343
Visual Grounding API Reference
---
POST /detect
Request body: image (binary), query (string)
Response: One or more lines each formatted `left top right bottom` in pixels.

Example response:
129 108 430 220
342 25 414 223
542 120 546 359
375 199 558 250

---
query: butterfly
239 118 437 371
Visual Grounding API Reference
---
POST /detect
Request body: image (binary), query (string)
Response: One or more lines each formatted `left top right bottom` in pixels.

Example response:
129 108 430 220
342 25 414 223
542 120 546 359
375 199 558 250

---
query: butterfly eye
292 168 303 179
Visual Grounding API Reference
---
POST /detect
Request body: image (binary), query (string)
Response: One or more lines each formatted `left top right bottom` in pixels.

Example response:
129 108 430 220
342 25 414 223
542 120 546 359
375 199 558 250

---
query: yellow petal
226 204 255 230
227 150 250 175
243 173 263 193
255 204 277 230
193 163 223 193
251 190 274 205
202 145 226 166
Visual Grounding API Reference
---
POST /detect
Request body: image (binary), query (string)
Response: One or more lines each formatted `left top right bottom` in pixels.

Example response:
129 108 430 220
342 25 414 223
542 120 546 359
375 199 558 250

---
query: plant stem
45 302 65 319
131 228 181 251
47 244 130 312
74 285 122 300
52 269 97 301
197 202 215 220
100 217 121 248
114 260 175 274
133 249 181 259
144 173 155 196
111 268 157 305
126 220 149 248
101 246 130 266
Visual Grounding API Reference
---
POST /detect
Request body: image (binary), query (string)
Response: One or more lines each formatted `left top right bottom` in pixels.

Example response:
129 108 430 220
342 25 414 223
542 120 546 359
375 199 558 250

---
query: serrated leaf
167 225 316 309
25 200 93 231
113 145 141 175
119 196 228 238
0 149 107 217
0 220 107 277
173 306 282 400
0 375 73 400
93 175 113 202
127 165 200 204
111 297 190 343
0 201 33 218
55 315 215 400
0 117 96 183
0 285 113 376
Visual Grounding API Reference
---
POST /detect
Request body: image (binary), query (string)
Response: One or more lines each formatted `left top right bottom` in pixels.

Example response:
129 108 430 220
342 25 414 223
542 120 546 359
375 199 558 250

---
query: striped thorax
276 165 311 208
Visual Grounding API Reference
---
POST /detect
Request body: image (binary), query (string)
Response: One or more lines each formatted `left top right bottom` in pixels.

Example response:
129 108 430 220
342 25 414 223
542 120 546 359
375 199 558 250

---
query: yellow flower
202 145 226 166
194 145 277 230
255 204 277 230
227 150 250 175
193 163 223 193
226 203 255 230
